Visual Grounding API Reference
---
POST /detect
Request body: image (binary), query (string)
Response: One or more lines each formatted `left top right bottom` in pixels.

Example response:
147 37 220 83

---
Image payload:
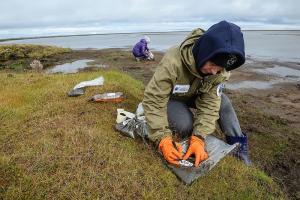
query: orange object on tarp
89 92 124 103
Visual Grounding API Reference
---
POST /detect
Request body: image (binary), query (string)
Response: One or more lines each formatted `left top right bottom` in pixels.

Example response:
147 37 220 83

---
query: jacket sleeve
141 43 147 57
142 54 177 144
193 70 230 138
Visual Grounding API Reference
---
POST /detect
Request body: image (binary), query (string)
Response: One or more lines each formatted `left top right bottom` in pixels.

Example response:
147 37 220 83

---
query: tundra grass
0 70 285 199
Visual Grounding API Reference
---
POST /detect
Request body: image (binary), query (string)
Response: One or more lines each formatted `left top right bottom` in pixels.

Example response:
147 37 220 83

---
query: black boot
226 134 252 166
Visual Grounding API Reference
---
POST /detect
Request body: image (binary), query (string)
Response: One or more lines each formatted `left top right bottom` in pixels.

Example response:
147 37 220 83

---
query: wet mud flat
11 48 300 199
212 58 300 199
228 58 300 124
229 59 300 199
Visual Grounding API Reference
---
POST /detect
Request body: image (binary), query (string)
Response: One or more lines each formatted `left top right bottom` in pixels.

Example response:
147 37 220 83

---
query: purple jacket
132 39 149 57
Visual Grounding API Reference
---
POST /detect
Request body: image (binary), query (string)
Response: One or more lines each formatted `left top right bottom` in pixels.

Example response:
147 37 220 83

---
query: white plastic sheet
73 76 104 90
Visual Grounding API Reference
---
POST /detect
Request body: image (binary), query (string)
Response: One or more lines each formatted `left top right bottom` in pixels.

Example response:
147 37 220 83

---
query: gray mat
115 115 238 185
168 135 238 185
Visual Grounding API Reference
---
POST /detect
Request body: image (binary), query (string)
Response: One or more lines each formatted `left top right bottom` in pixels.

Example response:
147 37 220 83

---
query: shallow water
227 80 279 90
2 30 300 62
228 66 300 90
254 65 300 77
47 59 94 73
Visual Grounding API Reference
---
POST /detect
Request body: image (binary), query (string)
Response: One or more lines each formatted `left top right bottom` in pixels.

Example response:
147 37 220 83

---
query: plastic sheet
168 135 238 185
67 76 104 97
89 92 124 103
116 117 148 139
114 103 238 184
73 76 104 90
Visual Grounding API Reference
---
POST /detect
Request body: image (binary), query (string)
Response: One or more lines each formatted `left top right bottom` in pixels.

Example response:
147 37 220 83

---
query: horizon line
1 29 300 42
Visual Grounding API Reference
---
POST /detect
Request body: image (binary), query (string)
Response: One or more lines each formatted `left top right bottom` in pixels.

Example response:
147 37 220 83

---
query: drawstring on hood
192 21 245 71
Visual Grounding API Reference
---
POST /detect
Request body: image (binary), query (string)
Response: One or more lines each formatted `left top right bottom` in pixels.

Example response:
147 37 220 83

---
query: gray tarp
115 106 238 184
168 135 238 185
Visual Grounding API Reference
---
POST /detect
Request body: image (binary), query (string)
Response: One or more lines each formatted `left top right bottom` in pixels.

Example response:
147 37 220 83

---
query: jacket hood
140 39 147 43
179 28 205 78
143 36 151 43
192 21 245 71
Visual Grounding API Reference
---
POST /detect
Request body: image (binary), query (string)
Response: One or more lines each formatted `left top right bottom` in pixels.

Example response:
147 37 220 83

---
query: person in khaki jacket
142 21 251 167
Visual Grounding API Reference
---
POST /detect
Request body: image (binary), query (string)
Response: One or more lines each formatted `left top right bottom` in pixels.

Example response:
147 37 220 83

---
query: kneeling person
142 21 251 167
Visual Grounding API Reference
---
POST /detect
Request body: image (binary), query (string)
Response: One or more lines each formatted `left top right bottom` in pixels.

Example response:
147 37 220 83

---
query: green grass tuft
0 44 71 61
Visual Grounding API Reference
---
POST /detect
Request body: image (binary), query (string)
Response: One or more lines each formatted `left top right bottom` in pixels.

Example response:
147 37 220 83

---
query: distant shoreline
0 31 189 42
1 29 300 43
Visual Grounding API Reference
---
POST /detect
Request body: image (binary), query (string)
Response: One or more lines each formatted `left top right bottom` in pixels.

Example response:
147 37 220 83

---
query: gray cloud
0 0 299 29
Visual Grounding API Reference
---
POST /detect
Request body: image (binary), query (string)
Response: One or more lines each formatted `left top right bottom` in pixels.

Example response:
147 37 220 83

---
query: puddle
227 80 276 90
254 65 300 78
227 78 300 90
47 59 97 73
228 65 300 90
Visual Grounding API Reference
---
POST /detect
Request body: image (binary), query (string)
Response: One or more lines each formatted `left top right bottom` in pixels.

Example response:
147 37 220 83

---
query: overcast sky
0 0 299 38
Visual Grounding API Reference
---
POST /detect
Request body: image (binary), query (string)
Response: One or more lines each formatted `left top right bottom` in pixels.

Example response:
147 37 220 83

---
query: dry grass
0 70 285 199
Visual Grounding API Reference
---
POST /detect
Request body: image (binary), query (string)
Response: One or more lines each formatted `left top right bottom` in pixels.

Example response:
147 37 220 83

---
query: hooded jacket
143 22 245 144
193 21 245 71
132 39 149 57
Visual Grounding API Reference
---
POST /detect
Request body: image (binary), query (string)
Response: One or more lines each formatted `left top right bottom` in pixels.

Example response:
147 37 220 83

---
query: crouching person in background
132 36 154 61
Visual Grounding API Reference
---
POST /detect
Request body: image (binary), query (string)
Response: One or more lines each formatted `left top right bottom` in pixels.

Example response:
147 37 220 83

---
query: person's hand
183 136 208 167
159 136 183 165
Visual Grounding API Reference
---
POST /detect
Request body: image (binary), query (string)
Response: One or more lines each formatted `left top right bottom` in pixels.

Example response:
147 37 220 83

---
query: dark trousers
167 94 243 138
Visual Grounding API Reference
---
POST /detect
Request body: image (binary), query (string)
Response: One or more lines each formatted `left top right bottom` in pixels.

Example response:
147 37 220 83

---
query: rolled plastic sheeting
73 76 104 89
116 117 148 139
67 76 104 97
